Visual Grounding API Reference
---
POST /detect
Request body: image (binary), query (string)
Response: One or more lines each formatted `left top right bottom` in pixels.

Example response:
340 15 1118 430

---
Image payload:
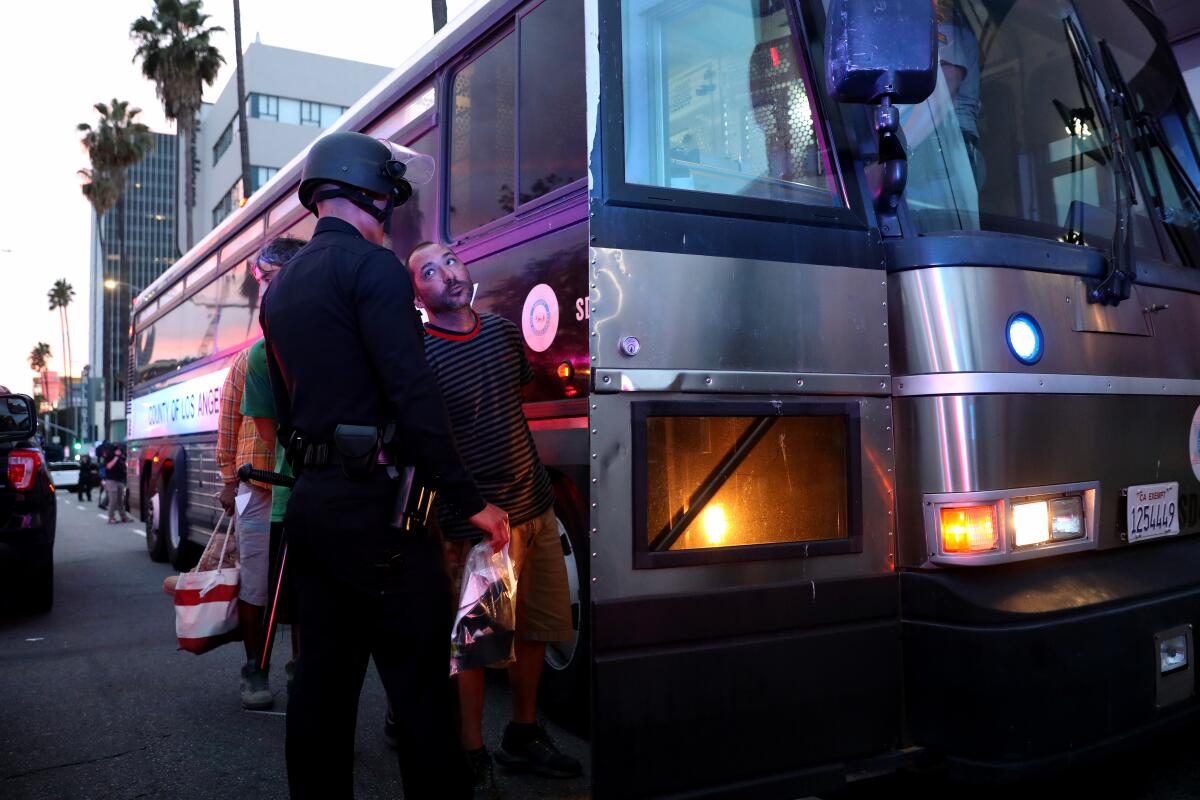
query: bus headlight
925 482 1097 565
1049 497 1085 541
1012 500 1050 547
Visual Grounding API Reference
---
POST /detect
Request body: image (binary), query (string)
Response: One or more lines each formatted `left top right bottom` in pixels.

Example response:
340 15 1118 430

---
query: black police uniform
261 216 483 800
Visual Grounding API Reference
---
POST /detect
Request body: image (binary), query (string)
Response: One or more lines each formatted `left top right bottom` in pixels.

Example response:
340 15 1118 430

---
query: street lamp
102 278 141 443
103 278 142 294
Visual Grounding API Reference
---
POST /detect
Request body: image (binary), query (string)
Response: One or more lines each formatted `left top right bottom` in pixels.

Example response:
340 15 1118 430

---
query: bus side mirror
0 394 37 442
825 0 937 106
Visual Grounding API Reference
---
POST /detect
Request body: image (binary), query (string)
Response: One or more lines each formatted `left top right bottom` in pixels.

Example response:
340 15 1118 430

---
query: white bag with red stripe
174 513 243 655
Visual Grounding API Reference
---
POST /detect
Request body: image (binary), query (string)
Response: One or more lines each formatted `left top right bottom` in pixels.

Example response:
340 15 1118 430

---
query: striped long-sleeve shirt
423 311 555 540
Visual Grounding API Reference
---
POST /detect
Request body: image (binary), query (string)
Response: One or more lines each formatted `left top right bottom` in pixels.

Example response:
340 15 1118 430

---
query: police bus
126 0 1200 795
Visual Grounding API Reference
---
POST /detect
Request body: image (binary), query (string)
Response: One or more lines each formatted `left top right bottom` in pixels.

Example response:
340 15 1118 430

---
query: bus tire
162 476 196 570
539 487 590 737
145 477 168 562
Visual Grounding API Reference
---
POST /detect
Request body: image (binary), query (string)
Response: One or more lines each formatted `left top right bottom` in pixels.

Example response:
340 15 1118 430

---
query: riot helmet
297 131 434 222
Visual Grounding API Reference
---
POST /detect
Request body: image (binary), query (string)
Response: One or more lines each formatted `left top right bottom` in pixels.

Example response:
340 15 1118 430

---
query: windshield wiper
1097 38 1200 268
1064 17 1136 306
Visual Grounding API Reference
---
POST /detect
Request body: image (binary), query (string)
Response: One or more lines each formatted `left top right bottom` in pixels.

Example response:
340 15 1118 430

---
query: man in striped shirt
407 242 581 797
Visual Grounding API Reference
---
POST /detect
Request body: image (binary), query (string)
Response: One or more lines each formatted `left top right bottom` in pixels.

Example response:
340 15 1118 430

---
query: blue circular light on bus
1006 313 1043 365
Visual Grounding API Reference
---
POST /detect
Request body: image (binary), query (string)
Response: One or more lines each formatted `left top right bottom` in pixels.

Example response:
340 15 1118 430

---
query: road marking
77 505 86 511
25 638 44 643
131 528 146 538
97 514 109 521
243 709 287 717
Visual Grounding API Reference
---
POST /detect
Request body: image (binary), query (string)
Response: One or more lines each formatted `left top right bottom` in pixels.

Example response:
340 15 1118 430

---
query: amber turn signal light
940 505 998 553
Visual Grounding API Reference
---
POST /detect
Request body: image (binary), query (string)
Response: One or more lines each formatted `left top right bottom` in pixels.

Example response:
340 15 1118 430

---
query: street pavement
0 494 589 800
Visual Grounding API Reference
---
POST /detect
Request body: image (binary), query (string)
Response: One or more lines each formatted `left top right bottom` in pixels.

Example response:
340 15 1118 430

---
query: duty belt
295 441 390 469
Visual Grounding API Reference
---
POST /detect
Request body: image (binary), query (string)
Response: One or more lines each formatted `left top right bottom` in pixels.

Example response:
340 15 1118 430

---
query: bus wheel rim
169 494 182 550
545 516 580 671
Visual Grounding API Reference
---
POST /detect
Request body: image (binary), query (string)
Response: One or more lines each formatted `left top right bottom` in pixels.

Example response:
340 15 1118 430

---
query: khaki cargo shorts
444 506 573 642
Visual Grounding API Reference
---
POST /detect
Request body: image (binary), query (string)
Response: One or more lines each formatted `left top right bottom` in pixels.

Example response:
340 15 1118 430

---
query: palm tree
232 0 252 200
79 99 153 439
48 280 76 436
28 343 52 409
432 0 448 32
131 0 224 250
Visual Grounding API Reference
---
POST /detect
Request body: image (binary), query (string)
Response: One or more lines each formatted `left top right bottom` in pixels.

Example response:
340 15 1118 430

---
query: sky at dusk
0 0 475 394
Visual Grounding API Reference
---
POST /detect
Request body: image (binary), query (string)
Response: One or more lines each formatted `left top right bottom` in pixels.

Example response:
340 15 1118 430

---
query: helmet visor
379 140 435 186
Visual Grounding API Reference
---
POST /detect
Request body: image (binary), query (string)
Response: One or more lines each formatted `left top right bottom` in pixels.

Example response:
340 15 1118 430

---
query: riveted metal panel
890 267 1200 379
590 248 889 377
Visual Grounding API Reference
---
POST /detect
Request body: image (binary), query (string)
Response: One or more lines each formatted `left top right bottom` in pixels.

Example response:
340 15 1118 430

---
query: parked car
0 394 55 612
48 461 80 491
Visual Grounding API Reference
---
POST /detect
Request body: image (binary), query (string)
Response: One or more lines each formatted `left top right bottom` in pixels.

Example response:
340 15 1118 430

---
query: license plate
1126 482 1180 542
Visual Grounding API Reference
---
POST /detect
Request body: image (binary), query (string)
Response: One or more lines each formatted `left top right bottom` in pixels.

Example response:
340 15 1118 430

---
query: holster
333 424 381 480
388 464 438 533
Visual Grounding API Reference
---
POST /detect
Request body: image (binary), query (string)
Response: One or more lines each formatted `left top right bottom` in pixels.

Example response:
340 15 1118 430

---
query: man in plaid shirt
216 237 304 709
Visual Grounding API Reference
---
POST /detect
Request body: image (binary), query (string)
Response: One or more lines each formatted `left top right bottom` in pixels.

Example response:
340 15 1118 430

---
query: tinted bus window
213 262 262 351
390 129 438 263
519 0 586 204
135 265 264 383
449 33 517 236
899 0 1159 252
622 0 841 205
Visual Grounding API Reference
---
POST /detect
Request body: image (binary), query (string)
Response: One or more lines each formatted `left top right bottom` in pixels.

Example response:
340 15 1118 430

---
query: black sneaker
495 722 582 779
466 747 503 800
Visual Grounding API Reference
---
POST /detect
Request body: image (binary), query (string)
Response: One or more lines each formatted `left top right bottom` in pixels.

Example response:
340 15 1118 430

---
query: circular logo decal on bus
1190 405 1200 483
522 283 559 353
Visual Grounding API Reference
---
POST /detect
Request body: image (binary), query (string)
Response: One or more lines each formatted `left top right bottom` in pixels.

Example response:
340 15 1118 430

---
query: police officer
261 131 511 800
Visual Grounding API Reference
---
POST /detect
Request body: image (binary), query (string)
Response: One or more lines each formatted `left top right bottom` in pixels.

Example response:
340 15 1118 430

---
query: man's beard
429 281 471 313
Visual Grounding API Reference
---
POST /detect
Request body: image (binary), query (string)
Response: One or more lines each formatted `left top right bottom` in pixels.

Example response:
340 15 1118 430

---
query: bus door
587 0 902 795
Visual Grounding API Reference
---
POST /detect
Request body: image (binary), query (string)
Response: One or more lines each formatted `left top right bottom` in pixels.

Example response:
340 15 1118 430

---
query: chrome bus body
127 0 1200 796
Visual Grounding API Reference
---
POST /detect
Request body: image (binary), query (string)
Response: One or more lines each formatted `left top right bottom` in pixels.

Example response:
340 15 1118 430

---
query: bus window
640 411 853 561
282 214 316 243
899 0 1159 253
213 262 263 351
134 278 224 382
519 0 586 204
390 129 438 263
621 0 840 206
449 32 517 236
1076 0 1200 267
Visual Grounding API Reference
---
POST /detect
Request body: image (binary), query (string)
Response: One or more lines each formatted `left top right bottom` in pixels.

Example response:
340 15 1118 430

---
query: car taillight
8 449 43 491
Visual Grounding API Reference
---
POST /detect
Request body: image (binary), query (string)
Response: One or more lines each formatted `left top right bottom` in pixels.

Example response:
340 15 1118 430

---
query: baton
238 464 294 673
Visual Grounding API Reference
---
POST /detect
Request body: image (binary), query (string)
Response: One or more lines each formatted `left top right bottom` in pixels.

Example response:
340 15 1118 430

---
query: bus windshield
1077 0 1200 266
898 0 1200 262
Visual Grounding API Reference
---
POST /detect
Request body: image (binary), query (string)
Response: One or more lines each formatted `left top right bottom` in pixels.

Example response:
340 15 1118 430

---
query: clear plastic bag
450 541 517 676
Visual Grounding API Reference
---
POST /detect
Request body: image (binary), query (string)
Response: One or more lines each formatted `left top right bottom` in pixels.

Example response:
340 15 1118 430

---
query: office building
180 41 390 250
86 131 178 441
